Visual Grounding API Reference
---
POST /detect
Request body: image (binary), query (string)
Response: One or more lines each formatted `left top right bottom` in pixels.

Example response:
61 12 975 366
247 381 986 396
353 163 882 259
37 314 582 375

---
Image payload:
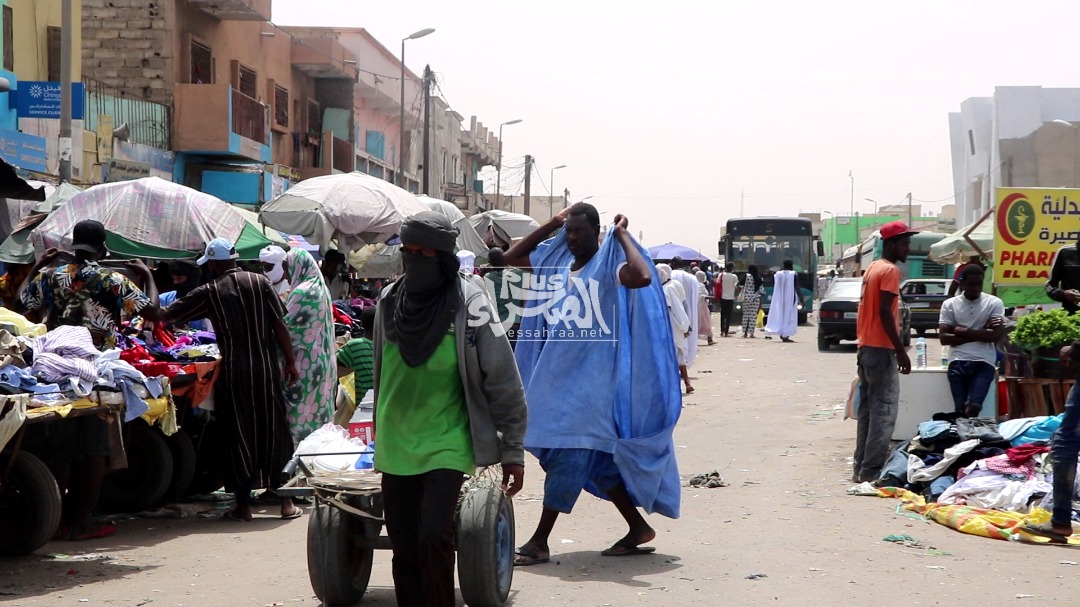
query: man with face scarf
159 259 209 331
371 211 527 607
259 245 289 299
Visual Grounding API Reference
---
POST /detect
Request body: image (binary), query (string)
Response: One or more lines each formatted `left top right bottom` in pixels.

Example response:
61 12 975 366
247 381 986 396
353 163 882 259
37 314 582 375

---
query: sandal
513 547 549 566
1020 522 1072 544
281 507 304 520
600 539 656 557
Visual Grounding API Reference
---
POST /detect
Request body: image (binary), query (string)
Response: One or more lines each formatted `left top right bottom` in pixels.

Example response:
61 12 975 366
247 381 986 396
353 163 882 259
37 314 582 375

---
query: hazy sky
273 0 1080 255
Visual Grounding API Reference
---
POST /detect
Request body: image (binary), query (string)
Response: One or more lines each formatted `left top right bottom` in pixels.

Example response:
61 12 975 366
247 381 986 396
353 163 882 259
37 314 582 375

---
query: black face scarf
170 260 202 298
384 212 461 367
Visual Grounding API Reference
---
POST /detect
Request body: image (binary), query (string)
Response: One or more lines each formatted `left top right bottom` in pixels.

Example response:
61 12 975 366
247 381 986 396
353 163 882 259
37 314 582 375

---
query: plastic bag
756 308 765 328
293 422 367 473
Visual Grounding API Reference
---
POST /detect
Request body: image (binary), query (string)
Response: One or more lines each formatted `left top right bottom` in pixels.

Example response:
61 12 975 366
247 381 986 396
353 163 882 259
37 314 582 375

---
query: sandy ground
2 318 1079 607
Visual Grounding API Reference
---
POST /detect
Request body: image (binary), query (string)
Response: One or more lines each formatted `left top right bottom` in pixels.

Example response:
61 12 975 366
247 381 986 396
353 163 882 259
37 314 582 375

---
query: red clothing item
1006 443 1049 465
713 279 723 301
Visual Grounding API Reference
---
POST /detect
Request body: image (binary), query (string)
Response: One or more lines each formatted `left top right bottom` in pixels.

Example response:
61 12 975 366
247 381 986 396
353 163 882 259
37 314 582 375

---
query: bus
719 217 824 325
838 231 953 280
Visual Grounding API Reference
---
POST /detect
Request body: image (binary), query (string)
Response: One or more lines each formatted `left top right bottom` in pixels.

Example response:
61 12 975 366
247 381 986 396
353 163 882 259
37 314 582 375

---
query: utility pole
906 191 913 227
421 65 432 195
563 188 570 210
58 0 73 182
523 155 532 216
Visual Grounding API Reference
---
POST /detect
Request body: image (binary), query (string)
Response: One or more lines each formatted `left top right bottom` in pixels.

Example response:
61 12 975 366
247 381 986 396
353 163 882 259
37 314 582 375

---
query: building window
238 64 257 99
442 151 448 183
47 26 61 81
365 131 386 161
274 85 289 127
2 6 12 72
308 99 319 133
190 40 212 84
968 129 975 156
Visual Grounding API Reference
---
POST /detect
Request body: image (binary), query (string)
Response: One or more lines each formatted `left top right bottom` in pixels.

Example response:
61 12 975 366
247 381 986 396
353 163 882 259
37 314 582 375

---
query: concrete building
81 0 358 204
501 194 565 225
459 116 498 215
950 85 1080 226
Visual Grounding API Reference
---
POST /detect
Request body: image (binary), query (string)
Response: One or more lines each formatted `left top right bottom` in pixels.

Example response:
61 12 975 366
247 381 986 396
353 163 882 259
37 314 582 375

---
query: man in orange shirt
852 221 915 483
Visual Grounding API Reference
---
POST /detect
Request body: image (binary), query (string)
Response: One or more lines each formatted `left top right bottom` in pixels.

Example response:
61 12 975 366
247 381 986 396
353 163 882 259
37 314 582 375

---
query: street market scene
3 1 1080 606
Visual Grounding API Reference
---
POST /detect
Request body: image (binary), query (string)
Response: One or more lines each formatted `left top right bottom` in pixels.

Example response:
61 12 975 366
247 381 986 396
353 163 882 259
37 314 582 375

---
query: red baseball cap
879 221 919 240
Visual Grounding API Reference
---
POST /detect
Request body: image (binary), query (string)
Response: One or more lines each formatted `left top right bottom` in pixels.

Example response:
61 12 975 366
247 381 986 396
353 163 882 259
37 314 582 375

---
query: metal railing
82 77 171 150
231 89 268 145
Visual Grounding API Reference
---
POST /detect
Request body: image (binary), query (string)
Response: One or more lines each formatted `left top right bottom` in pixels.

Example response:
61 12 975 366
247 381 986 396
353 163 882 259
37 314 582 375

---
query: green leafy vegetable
1011 309 1080 350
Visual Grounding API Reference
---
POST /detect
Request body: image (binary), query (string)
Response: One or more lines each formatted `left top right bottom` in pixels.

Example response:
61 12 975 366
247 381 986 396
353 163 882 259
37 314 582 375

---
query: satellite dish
112 123 130 141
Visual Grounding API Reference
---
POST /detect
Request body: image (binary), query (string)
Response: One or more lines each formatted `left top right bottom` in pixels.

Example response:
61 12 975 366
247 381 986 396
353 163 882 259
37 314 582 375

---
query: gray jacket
373 275 528 467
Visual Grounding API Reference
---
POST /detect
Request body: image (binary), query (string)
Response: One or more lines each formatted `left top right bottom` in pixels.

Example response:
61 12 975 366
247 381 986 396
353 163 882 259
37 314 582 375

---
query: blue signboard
14 81 84 120
0 128 48 173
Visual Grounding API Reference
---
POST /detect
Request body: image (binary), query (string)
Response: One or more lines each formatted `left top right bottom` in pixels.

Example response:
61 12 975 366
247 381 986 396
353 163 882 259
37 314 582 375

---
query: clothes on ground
515 229 681 518
764 269 798 338
857 259 901 349
939 293 1005 365
282 249 336 445
167 267 293 493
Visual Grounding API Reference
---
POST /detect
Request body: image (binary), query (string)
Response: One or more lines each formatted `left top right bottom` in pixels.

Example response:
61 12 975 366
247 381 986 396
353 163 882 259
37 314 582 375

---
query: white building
949 86 1080 226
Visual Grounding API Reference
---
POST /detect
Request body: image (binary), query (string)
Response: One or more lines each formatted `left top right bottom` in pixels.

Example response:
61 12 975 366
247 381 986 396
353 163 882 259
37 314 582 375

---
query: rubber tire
98 421 174 513
457 479 515 607
798 311 808 326
157 430 197 505
307 503 375 606
0 451 62 556
817 333 830 351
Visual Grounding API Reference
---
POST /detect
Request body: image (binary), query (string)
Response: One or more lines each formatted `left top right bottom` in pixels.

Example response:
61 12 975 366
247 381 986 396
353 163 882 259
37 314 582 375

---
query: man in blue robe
503 203 682 565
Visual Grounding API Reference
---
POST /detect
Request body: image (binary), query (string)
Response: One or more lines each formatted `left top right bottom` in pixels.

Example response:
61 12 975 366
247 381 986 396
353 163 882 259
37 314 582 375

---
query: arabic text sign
994 188 1080 285
0 127 48 173
15 81 85 119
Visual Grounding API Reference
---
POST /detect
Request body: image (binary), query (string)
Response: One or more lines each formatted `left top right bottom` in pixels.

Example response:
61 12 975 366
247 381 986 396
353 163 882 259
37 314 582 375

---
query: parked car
900 278 951 336
817 278 911 351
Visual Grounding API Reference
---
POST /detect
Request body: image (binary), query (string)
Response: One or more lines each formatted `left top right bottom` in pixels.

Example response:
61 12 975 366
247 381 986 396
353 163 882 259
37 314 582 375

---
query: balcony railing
83 77 171 150
231 89 268 145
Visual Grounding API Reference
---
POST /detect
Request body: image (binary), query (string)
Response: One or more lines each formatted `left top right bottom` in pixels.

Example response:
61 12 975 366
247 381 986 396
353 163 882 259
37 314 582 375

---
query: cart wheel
457 478 514 607
157 430 197 505
0 451 62 556
307 503 375 606
98 421 174 513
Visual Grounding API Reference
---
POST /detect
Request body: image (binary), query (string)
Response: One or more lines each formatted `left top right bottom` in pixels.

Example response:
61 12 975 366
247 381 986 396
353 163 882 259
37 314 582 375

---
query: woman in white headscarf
260 245 289 299
657 264 693 394
695 270 715 346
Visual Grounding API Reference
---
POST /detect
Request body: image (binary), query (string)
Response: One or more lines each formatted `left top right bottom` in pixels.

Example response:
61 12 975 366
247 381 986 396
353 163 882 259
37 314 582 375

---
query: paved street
1 318 1075 606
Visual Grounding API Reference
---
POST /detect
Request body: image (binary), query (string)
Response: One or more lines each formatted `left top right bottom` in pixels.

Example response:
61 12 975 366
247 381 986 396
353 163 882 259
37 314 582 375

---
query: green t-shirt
337 337 374 397
375 333 475 476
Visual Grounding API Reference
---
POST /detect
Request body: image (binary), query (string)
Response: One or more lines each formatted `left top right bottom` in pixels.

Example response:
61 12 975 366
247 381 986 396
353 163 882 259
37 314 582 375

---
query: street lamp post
549 164 567 219
398 27 435 190
495 119 523 208
864 197 879 217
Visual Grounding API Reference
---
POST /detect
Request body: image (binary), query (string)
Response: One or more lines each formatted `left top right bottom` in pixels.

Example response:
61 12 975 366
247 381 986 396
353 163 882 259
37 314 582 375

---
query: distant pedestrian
714 262 738 337
764 260 799 342
852 221 916 483
669 257 700 364
695 270 714 345
741 265 765 338
659 264 693 393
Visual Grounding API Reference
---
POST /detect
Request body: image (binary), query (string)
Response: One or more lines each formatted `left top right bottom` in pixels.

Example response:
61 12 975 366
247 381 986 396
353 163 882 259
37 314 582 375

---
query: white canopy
928 213 994 264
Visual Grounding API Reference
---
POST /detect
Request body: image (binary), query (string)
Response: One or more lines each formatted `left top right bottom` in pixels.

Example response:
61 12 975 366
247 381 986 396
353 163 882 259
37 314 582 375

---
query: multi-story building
81 0 358 205
949 85 1080 226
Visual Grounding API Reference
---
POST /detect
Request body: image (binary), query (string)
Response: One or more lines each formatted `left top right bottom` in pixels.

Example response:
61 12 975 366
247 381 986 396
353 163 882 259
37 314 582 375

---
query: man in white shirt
715 262 739 337
938 265 1005 417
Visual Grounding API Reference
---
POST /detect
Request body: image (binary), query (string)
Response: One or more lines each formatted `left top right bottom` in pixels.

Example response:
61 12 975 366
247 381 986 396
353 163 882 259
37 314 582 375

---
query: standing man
19 219 159 540
159 259 209 331
320 248 349 301
852 221 915 483
163 238 301 522
764 260 799 342
939 265 1005 416
1023 235 1080 543
259 244 289 299
505 203 682 565
372 212 527 606
714 262 738 337
669 257 700 364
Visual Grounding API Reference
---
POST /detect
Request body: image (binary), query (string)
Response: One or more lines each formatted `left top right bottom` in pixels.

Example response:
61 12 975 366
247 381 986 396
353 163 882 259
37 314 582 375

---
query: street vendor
17 219 160 541
372 211 527 607
162 237 301 522
503 203 682 565
158 259 210 331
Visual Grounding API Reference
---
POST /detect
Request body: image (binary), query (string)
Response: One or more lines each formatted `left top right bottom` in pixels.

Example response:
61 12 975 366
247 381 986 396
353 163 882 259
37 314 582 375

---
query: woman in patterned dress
282 248 336 445
741 264 765 338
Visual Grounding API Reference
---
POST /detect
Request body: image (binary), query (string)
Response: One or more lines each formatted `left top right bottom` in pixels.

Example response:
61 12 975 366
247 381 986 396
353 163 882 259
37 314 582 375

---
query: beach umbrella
416 196 489 259
469 210 541 249
31 177 272 260
647 242 711 263
259 171 428 253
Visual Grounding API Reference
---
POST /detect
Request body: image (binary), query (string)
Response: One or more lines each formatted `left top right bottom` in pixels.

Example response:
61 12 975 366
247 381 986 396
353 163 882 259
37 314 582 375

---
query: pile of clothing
878 411 1075 518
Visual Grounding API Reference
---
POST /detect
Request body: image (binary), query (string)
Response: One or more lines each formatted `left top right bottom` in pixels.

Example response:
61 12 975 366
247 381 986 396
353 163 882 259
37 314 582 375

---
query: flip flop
1021 523 1071 544
513 547 549 566
600 540 656 557
281 507 304 520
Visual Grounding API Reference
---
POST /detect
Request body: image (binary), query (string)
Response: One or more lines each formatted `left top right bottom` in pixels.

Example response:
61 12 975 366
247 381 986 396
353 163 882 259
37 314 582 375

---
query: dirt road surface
2 321 1076 606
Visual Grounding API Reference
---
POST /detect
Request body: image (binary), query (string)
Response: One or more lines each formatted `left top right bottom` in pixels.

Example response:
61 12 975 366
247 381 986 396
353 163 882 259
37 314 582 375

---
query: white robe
764 269 799 338
663 280 691 364
671 269 699 365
